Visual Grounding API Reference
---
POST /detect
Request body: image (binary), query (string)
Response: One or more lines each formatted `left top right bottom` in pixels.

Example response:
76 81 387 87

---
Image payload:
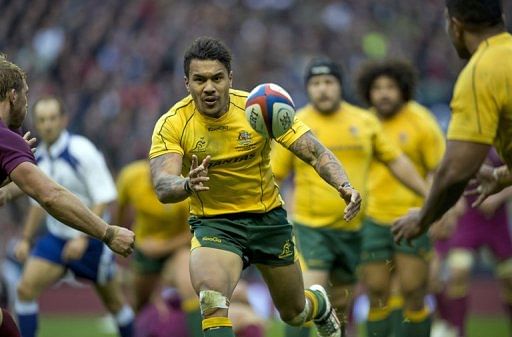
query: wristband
184 178 193 193
102 226 115 245
340 182 352 189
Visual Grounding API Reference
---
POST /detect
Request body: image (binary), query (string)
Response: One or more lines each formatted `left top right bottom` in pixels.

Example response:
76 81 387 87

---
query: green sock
389 308 403 337
400 308 431 337
305 289 327 320
367 307 391 337
284 325 311 337
185 309 203 337
182 298 203 337
203 326 235 337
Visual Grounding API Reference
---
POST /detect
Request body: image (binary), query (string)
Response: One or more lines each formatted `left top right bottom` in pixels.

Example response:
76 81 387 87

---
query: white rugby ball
245 83 296 138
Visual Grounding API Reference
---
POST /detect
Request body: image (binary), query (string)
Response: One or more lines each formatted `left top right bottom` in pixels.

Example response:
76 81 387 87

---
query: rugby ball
245 83 296 138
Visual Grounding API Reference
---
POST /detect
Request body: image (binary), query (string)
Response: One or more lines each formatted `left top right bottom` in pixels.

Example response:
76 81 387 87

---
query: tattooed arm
287 131 361 221
150 153 211 203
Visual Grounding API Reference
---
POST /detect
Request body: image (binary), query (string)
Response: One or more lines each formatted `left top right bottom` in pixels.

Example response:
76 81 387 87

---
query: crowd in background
2 0 511 170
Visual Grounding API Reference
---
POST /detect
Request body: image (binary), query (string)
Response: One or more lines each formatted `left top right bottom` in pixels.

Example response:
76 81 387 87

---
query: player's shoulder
406 101 441 129
295 104 315 120
343 102 380 126
159 95 196 123
229 89 249 112
0 126 22 143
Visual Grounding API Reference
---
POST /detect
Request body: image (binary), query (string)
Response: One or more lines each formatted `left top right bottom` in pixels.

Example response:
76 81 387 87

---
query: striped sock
202 317 235 337
367 305 391 337
400 306 431 337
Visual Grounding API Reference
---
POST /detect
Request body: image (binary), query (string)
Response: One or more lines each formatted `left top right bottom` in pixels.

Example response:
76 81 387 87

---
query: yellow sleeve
371 118 402 163
275 116 310 148
421 118 446 171
149 112 184 159
270 141 294 181
447 61 501 145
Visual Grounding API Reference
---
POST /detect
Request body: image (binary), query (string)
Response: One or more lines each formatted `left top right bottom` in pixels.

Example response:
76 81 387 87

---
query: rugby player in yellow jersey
356 60 446 337
271 57 428 337
115 161 198 327
149 37 362 337
393 0 512 240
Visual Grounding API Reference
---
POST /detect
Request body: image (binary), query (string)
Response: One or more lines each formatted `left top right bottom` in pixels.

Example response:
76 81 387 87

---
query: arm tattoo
288 131 349 189
150 155 188 203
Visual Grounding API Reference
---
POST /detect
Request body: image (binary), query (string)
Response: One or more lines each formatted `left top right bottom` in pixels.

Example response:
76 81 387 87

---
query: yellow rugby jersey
448 32 512 169
149 89 309 217
116 160 190 242
271 102 401 231
367 101 445 224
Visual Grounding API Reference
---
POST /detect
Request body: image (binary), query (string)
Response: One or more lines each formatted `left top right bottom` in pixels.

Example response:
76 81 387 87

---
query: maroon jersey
0 120 35 183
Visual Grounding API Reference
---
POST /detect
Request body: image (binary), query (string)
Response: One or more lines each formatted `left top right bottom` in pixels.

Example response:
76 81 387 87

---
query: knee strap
199 290 229 315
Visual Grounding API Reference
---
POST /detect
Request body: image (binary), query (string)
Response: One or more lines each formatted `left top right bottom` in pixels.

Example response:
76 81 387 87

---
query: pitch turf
39 314 508 337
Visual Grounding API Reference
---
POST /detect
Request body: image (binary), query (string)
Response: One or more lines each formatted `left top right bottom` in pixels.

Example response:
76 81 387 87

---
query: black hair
356 60 417 105
446 0 504 28
183 37 232 77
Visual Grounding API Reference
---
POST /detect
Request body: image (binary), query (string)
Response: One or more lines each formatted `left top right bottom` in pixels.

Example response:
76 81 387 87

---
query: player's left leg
395 252 431 337
498 258 512 334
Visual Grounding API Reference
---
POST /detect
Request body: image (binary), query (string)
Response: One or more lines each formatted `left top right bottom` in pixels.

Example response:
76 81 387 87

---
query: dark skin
391 11 507 242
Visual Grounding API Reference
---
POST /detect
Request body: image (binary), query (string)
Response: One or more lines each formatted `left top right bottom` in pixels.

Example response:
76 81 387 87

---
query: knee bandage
447 249 474 271
199 290 229 315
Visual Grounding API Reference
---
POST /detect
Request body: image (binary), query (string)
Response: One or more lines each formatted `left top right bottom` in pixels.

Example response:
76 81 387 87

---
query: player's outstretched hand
102 225 135 257
338 184 362 222
464 164 503 208
391 209 424 244
23 131 37 153
185 154 211 193
14 239 31 262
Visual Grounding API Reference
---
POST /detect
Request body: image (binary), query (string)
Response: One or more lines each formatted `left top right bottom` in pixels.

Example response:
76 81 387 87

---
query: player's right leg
360 218 394 337
131 247 166 312
16 257 65 337
189 246 243 337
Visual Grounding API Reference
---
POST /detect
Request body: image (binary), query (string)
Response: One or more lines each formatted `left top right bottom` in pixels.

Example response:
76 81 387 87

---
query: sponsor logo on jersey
209 153 256 168
202 236 222 243
208 125 229 132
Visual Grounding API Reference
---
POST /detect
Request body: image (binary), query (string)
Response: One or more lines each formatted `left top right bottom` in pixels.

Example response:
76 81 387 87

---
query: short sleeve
270 141 294 181
371 118 402 163
72 138 117 204
421 118 446 171
149 113 184 159
0 130 35 175
275 116 310 148
447 61 500 145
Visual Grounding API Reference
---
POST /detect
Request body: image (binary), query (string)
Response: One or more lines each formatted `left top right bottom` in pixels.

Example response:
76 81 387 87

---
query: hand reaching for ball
185 155 211 193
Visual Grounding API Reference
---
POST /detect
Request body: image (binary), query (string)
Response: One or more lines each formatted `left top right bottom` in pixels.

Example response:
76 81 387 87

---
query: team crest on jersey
235 130 256 152
192 137 207 153
278 240 294 259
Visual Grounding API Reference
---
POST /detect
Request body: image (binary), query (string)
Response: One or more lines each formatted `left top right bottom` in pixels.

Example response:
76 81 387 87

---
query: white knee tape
199 290 229 315
497 258 512 278
447 249 474 271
